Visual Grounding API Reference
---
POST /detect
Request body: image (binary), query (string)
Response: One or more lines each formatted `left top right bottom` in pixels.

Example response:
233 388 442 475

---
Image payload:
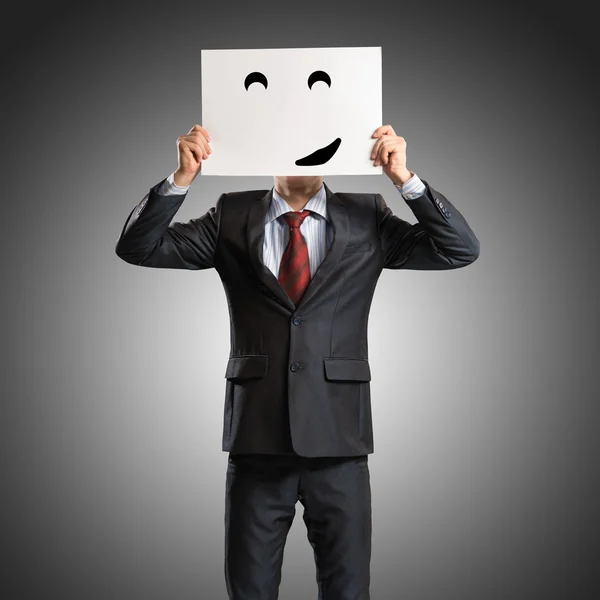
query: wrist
390 169 413 185
173 169 197 187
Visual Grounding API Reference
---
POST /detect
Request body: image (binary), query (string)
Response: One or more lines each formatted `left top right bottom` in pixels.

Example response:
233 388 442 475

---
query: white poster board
200 46 382 176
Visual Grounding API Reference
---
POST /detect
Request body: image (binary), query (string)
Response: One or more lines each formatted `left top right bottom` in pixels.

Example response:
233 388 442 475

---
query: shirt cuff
393 172 426 200
155 172 191 196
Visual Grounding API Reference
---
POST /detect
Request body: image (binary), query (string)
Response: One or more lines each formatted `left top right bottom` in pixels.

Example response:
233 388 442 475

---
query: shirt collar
266 183 328 225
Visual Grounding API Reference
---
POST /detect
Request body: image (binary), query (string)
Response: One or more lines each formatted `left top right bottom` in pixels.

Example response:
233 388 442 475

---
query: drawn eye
308 70 331 89
244 72 268 90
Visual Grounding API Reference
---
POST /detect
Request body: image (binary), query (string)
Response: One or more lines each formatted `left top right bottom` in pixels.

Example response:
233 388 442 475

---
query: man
115 123 480 599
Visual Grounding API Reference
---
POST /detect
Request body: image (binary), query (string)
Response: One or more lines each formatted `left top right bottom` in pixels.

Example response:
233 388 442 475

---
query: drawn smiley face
244 70 342 166
201 47 382 176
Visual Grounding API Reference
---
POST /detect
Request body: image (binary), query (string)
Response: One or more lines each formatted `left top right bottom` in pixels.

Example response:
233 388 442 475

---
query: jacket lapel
246 182 350 312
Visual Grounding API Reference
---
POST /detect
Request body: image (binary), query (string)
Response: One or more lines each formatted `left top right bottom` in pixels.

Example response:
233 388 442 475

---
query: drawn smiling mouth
295 138 342 166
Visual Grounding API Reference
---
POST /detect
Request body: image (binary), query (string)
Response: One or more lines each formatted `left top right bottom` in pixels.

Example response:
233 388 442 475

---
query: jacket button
292 317 302 326
290 363 299 372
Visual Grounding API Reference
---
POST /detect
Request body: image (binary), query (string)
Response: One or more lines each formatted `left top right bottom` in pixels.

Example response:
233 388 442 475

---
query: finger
187 124 212 142
384 137 406 164
185 132 212 153
374 138 391 165
370 135 387 160
381 143 392 165
179 145 200 170
372 124 395 138
180 144 198 163
187 124 211 141
180 139 207 161
181 132 211 148
180 137 210 158
189 133 212 153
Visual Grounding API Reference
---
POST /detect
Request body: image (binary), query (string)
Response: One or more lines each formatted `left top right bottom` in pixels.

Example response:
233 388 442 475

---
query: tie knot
282 210 312 229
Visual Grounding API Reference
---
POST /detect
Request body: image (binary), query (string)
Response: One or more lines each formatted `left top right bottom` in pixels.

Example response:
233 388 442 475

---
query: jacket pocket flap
225 355 269 380
323 358 371 382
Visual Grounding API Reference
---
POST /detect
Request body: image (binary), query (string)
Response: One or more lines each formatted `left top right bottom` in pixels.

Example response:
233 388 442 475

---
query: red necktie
278 210 312 305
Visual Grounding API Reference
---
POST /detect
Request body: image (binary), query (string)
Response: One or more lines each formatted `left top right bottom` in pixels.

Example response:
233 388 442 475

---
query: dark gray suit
116 177 479 456
115 176 479 599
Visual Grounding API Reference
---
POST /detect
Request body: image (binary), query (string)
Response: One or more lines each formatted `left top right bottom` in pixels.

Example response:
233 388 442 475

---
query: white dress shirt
154 171 426 278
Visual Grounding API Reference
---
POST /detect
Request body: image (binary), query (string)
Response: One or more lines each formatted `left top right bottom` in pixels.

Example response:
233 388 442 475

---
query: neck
273 176 324 211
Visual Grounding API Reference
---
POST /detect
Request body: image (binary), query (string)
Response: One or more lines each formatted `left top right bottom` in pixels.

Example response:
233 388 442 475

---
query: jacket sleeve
115 177 225 270
375 179 480 270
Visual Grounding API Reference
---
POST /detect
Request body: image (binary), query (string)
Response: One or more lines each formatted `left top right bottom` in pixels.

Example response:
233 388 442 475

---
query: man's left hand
371 125 412 185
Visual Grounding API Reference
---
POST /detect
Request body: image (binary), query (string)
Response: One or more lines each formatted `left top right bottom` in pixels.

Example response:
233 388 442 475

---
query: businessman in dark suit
115 123 480 600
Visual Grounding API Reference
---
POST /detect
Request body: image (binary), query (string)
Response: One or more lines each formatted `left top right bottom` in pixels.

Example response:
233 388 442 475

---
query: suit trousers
225 453 372 600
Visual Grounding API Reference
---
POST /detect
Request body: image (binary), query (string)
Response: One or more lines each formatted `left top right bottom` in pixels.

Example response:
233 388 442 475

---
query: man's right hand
174 124 212 187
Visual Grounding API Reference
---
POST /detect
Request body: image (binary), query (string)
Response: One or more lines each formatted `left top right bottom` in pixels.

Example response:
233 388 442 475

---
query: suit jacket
115 177 480 457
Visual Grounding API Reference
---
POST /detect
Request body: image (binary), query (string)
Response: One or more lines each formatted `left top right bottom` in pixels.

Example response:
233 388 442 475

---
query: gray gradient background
3 1 599 599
